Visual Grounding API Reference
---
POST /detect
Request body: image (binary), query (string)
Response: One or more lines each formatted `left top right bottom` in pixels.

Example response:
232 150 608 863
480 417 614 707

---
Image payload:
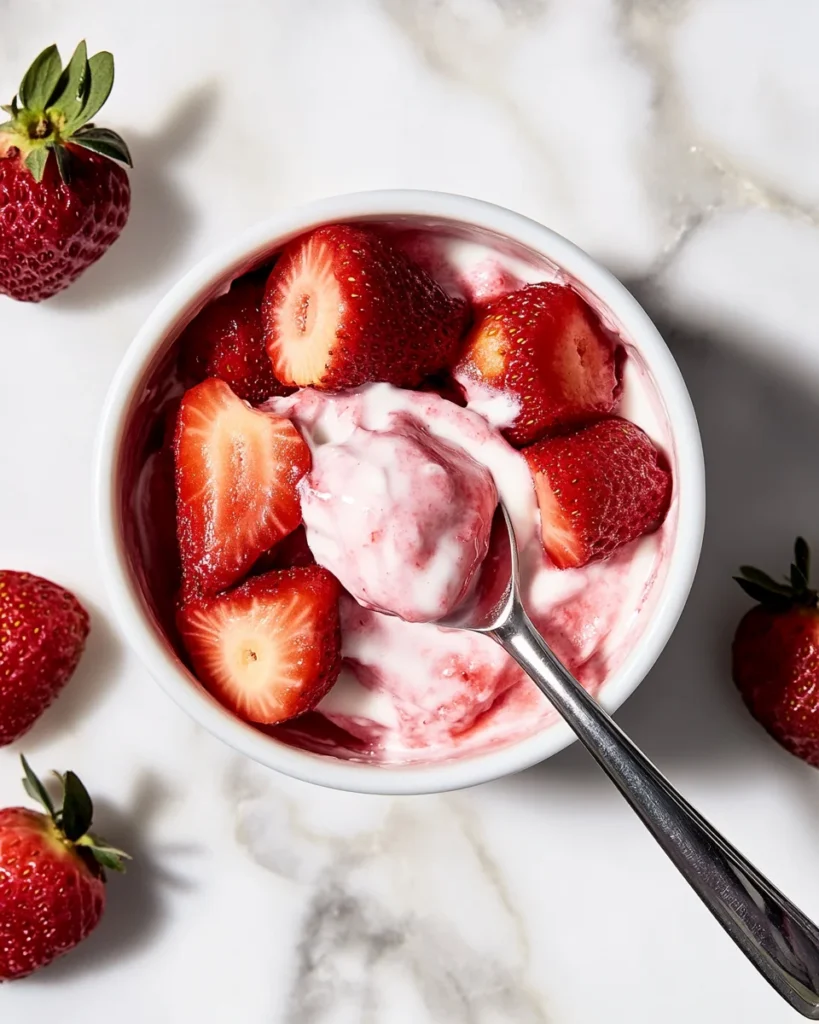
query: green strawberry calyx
0 41 132 184
734 537 819 613
20 755 130 874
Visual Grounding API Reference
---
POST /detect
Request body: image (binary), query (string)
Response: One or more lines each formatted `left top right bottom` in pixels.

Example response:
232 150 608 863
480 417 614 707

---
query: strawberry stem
30 117 51 140
0 42 131 183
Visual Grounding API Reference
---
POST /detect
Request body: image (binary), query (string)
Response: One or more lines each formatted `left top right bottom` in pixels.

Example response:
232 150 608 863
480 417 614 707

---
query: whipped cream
298 416 497 623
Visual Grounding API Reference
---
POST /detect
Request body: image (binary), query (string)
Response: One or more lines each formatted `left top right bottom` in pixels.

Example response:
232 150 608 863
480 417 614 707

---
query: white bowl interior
96 191 704 794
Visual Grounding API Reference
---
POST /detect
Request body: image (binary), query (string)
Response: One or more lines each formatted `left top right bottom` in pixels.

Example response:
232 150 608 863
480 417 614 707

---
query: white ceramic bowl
95 190 705 795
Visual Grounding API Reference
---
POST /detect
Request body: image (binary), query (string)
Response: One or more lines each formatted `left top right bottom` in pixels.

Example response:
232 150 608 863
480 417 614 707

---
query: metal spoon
438 503 819 1018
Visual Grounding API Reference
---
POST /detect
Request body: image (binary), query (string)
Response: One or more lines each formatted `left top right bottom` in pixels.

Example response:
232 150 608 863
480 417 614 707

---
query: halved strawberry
454 283 618 448
174 378 311 597
250 525 316 576
177 566 342 725
524 417 671 569
262 224 469 390
179 275 289 403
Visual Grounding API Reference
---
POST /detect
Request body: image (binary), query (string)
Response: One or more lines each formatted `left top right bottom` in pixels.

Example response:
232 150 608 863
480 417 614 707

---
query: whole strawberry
733 538 819 766
0 42 132 302
0 571 90 745
0 757 128 980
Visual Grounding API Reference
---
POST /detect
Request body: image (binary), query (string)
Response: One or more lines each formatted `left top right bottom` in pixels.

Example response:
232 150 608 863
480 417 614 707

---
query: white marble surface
2 1 819 1021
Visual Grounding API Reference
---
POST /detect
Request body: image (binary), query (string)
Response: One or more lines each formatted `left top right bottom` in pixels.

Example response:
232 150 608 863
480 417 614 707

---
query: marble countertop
3 1 819 1021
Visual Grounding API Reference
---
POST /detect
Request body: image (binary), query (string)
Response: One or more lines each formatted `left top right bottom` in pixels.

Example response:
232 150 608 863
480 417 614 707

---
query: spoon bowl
435 503 518 633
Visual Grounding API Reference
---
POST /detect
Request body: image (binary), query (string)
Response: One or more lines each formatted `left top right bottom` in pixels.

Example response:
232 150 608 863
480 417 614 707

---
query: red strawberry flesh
179 276 289 403
263 224 469 390
0 807 105 980
178 566 342 725
0 758 127 981
524 417 671 569
174 378 311 598
733 606 819 766
0 144 130 302
454 282 618 447
0 572 89 746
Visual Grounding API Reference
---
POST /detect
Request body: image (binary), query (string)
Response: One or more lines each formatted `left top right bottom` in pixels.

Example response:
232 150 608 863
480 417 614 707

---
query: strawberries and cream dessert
125 220 674 765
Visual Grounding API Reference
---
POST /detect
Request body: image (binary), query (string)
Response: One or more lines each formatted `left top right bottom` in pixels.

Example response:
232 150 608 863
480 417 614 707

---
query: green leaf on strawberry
793 536 810 588
48 41 90 122
0 40 131 183
73 51 114 128
23 146 48 183
19 756 130 874
72 125 132 165
20 754 56 818
734 538 818 611
60 770 94 841
19 45 62 111
51 142 74 184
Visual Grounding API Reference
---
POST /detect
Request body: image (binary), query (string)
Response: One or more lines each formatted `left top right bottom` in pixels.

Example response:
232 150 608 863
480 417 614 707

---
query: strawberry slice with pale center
266 231 344 386
174 378 311 597
263 224 468 390
177 566 342 725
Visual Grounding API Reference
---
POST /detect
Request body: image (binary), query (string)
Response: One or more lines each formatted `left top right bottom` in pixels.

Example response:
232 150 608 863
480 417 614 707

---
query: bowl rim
95 188 705 795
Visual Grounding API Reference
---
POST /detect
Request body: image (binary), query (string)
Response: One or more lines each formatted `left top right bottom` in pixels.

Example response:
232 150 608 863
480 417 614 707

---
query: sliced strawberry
250 525 316 575
134 443 182 639
524 417 671 569
262 224 469 390
179 275 289 403
454 283 618 448
177 566 342 725
174 378 311 597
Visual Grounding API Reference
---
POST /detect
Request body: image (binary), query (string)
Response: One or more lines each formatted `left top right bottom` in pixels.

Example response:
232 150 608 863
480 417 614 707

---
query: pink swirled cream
296 412 497 623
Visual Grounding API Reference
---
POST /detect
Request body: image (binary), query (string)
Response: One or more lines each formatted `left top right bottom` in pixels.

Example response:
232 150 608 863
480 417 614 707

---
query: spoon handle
494 606 819 1019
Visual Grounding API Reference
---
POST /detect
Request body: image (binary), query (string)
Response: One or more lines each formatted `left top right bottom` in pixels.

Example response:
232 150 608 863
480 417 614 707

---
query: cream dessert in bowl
293 399 499 624
267 381 669 763
120 211 676 768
